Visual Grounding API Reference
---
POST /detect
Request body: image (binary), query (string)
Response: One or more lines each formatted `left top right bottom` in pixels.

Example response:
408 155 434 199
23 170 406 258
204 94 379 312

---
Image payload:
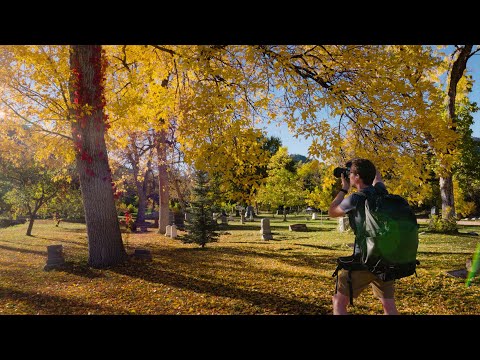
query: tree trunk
136 179 147 225
69 45 126 268
440 45 472 220
26 216 35 236
172 175 187 211
26 198 46 236
126 135 147 226
156 129 170 234
440 175 455 219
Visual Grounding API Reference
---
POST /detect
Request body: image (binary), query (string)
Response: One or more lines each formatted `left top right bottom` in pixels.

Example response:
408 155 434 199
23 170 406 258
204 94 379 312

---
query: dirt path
417 218 480 226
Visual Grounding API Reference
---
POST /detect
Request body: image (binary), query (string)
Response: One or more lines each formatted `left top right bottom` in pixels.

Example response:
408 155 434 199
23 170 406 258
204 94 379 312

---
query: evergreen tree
183 170 219 248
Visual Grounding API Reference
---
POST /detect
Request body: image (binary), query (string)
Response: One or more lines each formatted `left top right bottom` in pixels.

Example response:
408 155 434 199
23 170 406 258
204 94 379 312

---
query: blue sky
267 51 480 157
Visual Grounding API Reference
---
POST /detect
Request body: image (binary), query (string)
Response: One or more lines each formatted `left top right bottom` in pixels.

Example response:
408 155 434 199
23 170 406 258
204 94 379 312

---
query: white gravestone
260 218 273 240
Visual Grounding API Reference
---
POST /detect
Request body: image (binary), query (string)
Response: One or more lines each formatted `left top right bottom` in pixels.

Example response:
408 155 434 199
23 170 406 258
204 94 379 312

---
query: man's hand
328 173 349 218
373 170 383 186
341 173 350 192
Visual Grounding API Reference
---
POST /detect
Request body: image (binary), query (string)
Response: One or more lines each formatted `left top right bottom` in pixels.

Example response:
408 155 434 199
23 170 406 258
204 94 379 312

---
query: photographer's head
349 158 376 187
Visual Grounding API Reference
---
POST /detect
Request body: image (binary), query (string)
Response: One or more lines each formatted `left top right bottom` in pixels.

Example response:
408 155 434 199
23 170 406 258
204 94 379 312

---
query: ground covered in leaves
0 216 479 315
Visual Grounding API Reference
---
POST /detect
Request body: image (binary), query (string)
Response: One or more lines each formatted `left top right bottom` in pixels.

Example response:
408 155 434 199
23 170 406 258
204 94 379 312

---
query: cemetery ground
0 216 479 315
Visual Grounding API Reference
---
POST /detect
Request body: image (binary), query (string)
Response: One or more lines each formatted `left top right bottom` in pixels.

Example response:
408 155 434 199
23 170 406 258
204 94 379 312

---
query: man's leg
334 270 372 315
379 297 398 315
332 292 350 315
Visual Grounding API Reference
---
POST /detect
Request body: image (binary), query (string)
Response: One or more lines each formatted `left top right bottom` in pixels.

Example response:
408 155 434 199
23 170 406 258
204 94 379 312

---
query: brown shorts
336 269 395 299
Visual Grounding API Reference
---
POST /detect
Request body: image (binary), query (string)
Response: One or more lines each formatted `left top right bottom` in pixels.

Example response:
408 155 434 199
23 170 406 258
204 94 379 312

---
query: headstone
144 211 158 220
312 212 318 220
446 258 479 280
185 212 191 222
240 214 245 224
220 215 228 225
165 225 172 237
44 245 65 271
446 269 467 278
466 258 480 277
133 248 152 261
245 205 254 221
431 206 437 216
338 216 350 232
170 225 177 239
260 218 273 240
289 223 308 231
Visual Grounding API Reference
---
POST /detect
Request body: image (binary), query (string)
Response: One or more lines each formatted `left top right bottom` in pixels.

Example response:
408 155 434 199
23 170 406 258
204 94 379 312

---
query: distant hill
290 154 310 164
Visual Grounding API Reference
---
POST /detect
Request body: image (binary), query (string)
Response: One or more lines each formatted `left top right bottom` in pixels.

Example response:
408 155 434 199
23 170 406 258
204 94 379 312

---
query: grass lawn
0 215 479 315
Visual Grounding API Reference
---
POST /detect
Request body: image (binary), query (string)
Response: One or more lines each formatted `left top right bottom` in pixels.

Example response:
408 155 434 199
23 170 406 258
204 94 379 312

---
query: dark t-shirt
339 182 387 256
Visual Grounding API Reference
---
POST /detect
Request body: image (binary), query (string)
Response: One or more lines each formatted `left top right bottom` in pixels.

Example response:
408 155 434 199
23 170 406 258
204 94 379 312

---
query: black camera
333 166 351 178
334 160 352 178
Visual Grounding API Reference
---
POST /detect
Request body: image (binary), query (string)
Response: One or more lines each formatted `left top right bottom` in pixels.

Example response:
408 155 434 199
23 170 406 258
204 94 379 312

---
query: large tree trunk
69 45 126 268
440 45 472 220
156 129 170 234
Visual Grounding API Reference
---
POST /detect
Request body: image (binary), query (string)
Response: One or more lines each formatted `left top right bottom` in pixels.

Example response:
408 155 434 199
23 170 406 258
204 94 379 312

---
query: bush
0 218 27 228
427 215 458 234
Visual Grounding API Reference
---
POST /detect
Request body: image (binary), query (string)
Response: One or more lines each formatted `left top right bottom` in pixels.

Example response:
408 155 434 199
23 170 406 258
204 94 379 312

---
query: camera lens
333 167 345 178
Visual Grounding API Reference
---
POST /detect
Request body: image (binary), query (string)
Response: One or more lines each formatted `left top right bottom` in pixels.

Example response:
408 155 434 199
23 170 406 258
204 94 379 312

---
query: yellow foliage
0 44 473 211
454 178 476 218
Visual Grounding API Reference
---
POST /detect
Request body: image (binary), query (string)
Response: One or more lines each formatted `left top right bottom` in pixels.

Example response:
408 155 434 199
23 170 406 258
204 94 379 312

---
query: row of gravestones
42 215 480 283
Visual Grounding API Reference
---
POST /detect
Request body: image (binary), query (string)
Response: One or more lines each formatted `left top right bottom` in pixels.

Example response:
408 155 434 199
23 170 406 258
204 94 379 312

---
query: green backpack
333 189 420 305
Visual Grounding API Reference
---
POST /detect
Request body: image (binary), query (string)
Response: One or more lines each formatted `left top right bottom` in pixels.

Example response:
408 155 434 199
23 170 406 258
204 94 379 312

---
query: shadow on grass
418 251 474 256
227 240 284 244
109 260 330 315
276 228 333 233
0 285 116 314
421 231 479 238
0 244 46 256
28 235 88 247
49 261 105 279
293 243 341 251
167 243 340 269
60 228 88 234
222 224 260 231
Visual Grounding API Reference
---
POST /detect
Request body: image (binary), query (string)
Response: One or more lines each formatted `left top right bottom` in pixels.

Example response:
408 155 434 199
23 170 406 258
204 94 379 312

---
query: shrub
427 215 458 234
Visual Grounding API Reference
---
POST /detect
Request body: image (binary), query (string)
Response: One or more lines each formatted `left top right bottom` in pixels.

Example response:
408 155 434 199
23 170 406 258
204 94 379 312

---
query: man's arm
328 192 347 218
328 173 350 218
373 169 384 186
